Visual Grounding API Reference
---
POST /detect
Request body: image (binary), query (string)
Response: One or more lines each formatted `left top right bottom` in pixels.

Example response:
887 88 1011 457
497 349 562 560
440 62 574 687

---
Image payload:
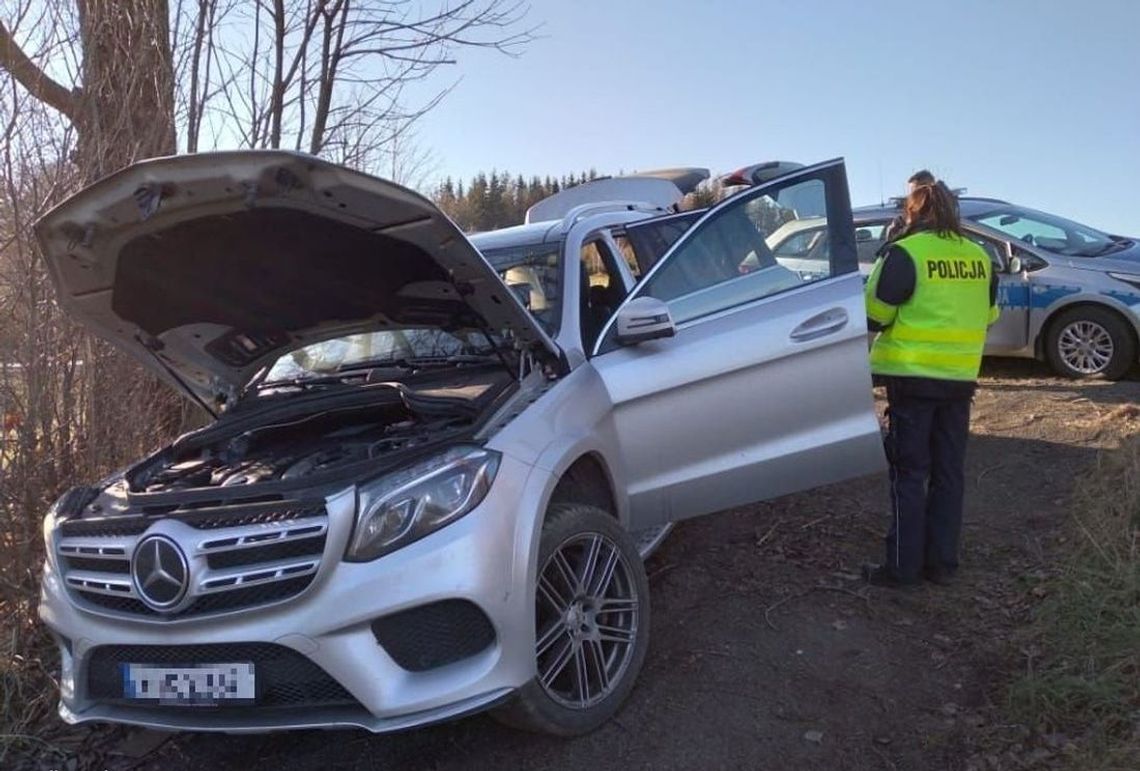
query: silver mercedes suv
36 151 884 736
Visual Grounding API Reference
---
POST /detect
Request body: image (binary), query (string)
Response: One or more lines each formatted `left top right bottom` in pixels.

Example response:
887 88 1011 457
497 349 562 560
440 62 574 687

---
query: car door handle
789 308 849 342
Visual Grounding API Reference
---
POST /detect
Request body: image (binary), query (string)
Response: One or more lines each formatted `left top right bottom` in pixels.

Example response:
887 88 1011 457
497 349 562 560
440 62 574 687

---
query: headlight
345 445 500 562
1108 272 1140 291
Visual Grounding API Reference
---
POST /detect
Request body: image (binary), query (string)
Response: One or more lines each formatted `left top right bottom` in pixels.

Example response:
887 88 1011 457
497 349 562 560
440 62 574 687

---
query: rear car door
589 160 886 530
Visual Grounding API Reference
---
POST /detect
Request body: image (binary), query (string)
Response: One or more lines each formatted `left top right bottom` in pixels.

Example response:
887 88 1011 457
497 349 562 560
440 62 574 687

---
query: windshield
967 205 1123 257
261 329 497 384
479 242 562 335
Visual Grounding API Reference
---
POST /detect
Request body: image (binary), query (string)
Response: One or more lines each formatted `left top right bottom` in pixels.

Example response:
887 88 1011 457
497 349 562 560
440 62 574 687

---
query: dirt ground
24 360 1140 771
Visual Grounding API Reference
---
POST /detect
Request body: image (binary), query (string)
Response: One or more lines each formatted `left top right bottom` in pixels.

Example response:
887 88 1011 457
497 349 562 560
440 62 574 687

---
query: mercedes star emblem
131 535 189 611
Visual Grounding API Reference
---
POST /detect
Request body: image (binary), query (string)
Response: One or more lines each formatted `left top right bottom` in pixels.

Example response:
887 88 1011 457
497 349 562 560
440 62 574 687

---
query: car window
964 231 1006 269
969 205 1118 257
854 223 887 264
612 233 642 277
636 174 846 325
580 240 628 350
479 242 562 335
977 213 1065 249
262 329 491 383
622 210 705 274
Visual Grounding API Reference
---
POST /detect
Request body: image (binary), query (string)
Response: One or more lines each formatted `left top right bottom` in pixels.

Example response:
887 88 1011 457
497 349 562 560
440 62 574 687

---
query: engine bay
125 373 513 494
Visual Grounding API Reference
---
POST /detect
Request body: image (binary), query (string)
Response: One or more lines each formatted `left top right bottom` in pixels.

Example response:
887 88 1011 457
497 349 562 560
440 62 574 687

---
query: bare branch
0 21 77 118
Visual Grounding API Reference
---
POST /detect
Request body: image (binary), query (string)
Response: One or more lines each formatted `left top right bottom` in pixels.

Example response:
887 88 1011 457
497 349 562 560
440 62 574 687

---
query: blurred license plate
122 662 255 705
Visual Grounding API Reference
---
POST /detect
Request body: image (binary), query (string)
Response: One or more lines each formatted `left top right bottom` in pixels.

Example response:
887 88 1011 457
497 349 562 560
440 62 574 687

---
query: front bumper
38 453 546 733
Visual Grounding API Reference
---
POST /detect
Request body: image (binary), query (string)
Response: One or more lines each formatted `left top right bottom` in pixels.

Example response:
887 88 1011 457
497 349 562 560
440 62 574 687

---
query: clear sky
415 0 1140 234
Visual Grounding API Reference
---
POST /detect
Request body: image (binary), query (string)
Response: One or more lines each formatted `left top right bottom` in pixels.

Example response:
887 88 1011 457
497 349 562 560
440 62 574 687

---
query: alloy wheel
534 532 640 709
1057 320 1114 375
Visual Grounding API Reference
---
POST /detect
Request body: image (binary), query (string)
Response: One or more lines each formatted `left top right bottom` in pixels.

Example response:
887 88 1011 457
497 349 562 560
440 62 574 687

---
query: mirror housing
615 297 676 346
1008 256 1023 274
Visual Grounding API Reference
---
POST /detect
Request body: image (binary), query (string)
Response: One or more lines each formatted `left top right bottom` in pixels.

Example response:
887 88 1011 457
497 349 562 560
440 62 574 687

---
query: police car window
965 232 1005 268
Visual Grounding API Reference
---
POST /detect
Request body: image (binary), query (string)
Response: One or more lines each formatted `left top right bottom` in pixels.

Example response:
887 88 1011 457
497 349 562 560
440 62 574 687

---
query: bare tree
0 0 176 181
176 0 534 168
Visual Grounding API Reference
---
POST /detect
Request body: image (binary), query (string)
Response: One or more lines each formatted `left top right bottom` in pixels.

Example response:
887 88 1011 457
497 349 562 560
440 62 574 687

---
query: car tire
492 502 650 736
1045 306 1136 380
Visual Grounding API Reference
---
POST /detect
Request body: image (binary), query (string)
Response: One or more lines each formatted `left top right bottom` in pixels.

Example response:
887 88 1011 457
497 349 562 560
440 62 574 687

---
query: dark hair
904 182 962 238
908 169 935 186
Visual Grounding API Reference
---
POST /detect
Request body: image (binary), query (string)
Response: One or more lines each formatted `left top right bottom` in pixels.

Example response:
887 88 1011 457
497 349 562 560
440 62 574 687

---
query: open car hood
35 151 560 410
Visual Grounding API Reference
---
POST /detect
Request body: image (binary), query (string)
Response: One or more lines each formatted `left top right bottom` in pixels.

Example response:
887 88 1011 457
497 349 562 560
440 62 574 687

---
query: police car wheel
1045 306 1135 380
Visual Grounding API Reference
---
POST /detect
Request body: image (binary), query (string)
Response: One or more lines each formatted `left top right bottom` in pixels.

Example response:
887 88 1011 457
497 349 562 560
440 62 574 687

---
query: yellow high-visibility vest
866 231 998 382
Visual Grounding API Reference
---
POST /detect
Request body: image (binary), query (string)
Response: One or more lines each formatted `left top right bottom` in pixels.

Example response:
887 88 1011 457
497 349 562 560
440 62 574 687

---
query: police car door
589 159 886 531
964 226 1031 353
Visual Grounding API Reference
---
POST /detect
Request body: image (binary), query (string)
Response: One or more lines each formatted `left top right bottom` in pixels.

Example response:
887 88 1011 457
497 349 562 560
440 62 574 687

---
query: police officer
881 169 936 244
863 180 999 587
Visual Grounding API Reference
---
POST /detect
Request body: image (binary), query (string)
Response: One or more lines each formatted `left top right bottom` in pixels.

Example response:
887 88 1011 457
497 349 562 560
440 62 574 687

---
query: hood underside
35 151 558 408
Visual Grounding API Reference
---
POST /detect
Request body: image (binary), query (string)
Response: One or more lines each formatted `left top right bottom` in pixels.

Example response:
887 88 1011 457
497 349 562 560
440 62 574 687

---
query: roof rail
557 200 670 232
958 195 1009 204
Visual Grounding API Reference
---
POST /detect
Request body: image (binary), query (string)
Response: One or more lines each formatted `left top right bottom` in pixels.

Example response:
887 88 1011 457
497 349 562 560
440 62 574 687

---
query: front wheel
1045 306 1135 380
493 503 650 736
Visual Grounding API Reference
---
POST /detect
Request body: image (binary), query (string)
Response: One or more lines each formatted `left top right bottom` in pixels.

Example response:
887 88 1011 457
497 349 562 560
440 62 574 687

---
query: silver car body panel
40 157 884 734
591 273 882 530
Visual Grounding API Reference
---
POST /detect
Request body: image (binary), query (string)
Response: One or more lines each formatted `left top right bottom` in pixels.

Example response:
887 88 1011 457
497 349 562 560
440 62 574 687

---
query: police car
848 199 1140 380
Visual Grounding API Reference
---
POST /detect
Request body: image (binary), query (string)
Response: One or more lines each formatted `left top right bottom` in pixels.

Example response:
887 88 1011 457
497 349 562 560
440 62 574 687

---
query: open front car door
589 159 886 529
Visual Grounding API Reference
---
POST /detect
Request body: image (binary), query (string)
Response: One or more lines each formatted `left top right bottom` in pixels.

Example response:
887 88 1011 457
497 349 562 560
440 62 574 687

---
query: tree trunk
74 0 177 181
73 1 189 464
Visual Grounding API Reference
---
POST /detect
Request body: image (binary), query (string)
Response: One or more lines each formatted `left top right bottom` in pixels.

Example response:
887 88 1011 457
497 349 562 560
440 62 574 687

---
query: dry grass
1 591 64 766
1009 428 1140 770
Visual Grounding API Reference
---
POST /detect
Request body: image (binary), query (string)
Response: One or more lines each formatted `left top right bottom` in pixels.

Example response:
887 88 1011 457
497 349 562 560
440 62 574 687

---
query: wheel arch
547 452 619 521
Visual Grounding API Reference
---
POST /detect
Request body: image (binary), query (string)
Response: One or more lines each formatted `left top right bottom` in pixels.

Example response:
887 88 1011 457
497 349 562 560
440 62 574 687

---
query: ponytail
903 181 961 239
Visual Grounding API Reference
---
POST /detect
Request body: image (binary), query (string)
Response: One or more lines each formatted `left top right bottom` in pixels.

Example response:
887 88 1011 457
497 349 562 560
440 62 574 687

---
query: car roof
468 220 562 250
469 205 674 252
853 196 1010 222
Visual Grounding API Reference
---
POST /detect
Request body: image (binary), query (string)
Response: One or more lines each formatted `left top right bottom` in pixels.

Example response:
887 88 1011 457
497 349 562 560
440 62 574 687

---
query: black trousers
882 379 973 582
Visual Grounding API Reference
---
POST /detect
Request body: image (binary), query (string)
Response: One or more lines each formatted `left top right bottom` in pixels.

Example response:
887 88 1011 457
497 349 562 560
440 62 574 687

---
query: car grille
370 599 496 672
55 501 328 620
86 643 358 708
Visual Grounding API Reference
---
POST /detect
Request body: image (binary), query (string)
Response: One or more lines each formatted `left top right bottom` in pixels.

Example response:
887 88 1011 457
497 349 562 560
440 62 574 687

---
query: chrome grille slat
195 517 328 554
57 536 134 559
198 558 320 594
54 503 328 619
65 571 135 597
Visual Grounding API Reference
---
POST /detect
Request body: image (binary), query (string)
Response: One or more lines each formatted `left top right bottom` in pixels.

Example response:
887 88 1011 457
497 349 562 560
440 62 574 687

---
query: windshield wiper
254 372 369 392
336 353 500 373
254 352 501 393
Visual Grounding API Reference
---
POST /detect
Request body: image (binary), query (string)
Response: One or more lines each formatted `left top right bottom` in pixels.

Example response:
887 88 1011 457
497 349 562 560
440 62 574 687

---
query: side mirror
1008 256 1023 274
615 296 676 346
